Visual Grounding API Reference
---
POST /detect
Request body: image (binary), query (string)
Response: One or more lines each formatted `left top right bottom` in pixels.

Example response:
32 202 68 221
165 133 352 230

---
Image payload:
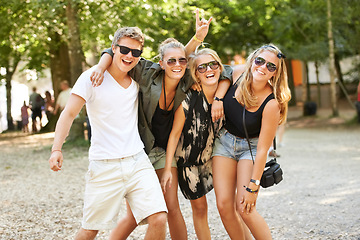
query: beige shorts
82 150 167 230
148 147 177 170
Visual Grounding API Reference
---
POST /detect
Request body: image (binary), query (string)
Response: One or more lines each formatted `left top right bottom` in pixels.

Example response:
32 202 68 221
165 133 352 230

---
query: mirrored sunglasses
254 57 277 72
197 61 219 73
166 57 188 67
116 44 142 57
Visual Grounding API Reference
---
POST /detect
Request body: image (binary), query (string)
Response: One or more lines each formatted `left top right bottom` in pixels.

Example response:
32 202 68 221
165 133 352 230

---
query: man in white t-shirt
53 80 72 115
48 27 167 240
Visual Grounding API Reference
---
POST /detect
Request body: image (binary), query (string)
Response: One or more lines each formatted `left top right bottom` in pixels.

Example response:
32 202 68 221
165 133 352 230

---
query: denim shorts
211 128 258 161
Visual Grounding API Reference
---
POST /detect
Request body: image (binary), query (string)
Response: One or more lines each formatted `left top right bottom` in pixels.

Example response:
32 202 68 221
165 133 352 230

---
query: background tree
2 0 360 133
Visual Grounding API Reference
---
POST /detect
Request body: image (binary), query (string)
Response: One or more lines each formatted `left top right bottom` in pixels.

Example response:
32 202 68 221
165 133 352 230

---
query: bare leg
156 168 187 240
236 160 272 240
32 119 37 132
240 216 253 240
109 202 137 240
213 156 245 240
190 196 211 240
144 212 167 240
74 228 98 240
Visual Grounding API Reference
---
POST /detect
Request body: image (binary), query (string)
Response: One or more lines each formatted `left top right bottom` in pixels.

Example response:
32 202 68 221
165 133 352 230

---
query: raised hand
194 8 213 42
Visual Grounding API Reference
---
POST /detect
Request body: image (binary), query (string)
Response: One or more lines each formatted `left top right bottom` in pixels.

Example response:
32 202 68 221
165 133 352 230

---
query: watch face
251 179 260 185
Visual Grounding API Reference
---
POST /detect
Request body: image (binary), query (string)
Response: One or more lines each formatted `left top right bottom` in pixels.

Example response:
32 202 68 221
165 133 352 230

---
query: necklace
163 80 175 111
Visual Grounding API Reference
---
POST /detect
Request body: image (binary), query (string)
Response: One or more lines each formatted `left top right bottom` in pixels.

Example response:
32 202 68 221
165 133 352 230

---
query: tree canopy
1 0 359 128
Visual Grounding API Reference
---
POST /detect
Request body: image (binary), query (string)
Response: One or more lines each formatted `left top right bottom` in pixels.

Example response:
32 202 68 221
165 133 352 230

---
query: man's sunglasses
254 57 277 72
166 58 188 67
197 61 219 73
116 44 142 57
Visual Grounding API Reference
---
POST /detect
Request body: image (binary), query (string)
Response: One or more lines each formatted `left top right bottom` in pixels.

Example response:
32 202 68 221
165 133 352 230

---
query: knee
216 198 233 217
167 204 180 216
147 212 167 227
192 204 208 218
236 204 256 222
75 228 98 240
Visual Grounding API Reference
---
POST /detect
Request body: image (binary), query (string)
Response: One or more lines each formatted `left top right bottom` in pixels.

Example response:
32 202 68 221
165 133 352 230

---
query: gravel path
1 122 360 239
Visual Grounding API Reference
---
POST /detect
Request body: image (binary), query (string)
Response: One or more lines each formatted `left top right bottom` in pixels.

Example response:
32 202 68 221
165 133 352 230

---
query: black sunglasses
115 44 142 57
254 57 277 72
166 57 187 67
197 61 219 73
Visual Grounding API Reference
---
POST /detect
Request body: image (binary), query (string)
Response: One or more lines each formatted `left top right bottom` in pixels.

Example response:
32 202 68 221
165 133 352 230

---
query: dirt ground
1 106 360 240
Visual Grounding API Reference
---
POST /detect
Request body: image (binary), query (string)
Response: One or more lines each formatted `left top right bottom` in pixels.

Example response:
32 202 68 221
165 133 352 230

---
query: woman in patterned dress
162 48 246 240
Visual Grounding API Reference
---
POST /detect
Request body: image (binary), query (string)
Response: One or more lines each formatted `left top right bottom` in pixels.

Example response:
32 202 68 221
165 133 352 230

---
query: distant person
53 80 72 115
356 81 360 123
44 91 54 121
21 101 29 133
29 87 45 132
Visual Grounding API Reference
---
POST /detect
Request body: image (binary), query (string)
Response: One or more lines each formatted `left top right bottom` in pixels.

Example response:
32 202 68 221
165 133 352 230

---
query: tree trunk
6 72 14 131
65 0 86 140
5 56 20 131
66 0 84 86
334 53 346 98
327 0 339 116
48 30 71 99
315 61 321 108
305 61 311 102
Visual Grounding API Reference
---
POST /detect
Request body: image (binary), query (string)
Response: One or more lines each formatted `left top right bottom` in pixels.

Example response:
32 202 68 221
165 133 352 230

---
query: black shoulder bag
242 106 283 188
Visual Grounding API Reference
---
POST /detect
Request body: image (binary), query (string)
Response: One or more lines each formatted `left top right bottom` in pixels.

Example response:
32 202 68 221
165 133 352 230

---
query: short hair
158 38 185 60
188 48 224 85
112 27 144 48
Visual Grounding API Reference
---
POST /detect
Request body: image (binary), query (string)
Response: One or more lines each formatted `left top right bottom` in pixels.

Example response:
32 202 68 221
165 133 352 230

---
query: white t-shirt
57 88 72 110
71 66 144 160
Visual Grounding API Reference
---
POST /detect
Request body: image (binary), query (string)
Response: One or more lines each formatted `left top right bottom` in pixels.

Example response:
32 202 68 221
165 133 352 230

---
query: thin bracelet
51 149 62 154
193 35 203 43
243 185 259 194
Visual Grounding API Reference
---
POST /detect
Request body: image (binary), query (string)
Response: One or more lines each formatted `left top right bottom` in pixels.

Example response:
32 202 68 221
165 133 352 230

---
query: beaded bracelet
193 35 203 43
193 36 205 48
51 149 62 154
243 185 259 194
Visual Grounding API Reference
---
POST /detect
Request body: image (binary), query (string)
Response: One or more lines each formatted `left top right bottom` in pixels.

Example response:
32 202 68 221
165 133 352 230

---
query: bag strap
242 105 276 165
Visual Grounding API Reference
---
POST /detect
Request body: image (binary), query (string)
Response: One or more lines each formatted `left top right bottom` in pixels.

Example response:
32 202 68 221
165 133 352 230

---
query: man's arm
49 94 86 171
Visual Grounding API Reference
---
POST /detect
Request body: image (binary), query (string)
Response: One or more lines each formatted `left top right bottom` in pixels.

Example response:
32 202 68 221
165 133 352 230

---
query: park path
0 115 360 239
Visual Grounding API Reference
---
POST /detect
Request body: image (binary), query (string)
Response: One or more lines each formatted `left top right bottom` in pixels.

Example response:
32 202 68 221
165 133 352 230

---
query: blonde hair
158 38 185 60
188 48 224 86
235 44 291 124
112 27 144 48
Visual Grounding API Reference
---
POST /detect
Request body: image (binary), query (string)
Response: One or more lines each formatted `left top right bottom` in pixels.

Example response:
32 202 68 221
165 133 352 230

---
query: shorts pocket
85 161 104 182
216 128 227 139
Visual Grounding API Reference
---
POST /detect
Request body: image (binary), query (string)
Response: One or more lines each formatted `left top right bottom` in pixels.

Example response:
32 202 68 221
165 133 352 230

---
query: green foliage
0 0 359 80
